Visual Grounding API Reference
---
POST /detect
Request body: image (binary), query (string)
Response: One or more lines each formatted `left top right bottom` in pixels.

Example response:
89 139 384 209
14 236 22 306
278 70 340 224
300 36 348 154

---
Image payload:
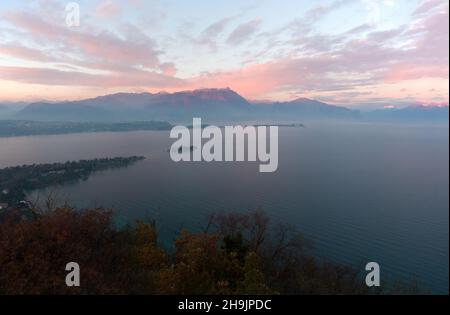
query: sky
0 0 448 109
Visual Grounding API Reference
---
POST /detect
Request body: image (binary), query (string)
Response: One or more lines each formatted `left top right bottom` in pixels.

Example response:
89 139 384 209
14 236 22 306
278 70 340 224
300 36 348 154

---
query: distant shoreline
0 120 305 138
0 120 173 138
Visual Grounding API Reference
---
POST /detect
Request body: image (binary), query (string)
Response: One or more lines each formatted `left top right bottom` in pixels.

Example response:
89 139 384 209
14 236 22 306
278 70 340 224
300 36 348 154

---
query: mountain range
0 88 448 123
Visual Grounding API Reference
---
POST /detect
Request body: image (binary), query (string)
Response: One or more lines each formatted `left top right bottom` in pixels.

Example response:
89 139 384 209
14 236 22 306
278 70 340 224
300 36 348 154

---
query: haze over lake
0 122 448 294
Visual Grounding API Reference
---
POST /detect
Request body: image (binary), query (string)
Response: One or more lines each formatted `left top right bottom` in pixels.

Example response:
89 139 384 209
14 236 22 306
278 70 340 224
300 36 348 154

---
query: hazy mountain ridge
4 88 449 123
15 88 252 122
363 105 449 122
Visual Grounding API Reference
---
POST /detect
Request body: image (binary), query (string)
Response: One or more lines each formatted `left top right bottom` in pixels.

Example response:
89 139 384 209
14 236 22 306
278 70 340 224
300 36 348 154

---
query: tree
0 206 415 295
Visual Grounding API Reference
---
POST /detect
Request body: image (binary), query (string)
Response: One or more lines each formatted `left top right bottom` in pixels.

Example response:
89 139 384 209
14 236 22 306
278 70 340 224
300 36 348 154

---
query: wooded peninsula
0 156 145 211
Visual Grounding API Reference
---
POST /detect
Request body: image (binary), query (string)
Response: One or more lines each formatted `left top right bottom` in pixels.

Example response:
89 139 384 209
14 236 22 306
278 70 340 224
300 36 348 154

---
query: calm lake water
0 122 448 293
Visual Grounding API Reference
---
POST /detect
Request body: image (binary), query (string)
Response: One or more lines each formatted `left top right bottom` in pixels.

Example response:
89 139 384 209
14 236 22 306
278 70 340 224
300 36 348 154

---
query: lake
0 121 448 294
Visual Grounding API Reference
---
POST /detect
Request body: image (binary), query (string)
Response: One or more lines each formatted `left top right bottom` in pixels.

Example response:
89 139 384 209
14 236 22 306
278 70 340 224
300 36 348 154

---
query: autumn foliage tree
0 207 136 294
0 206 394 295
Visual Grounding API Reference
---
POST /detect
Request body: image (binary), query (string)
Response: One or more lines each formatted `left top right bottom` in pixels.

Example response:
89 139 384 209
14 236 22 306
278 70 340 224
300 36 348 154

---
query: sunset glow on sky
0 0 448 108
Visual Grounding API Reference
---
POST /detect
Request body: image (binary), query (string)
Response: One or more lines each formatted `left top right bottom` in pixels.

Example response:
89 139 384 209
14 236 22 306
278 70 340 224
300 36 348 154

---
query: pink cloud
413 0 446 15
4 11 60 39
160 63 177 76
227 19 261 45
385 64 449 82
182 5 449 101
0 66 184 88
1 10 180 91
189 62 281 98
0 43 50 62
95 1 121 18
4 11 163 70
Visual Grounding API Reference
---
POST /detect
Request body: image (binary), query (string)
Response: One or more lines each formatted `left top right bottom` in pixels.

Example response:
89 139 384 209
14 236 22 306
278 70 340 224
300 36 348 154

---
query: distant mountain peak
147 88 249 107
190 88 243 100
174 87 240 96
292 97 315 102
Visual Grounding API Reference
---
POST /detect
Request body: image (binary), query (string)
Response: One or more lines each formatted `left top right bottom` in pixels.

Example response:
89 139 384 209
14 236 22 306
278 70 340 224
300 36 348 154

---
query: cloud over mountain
0 0 448 105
